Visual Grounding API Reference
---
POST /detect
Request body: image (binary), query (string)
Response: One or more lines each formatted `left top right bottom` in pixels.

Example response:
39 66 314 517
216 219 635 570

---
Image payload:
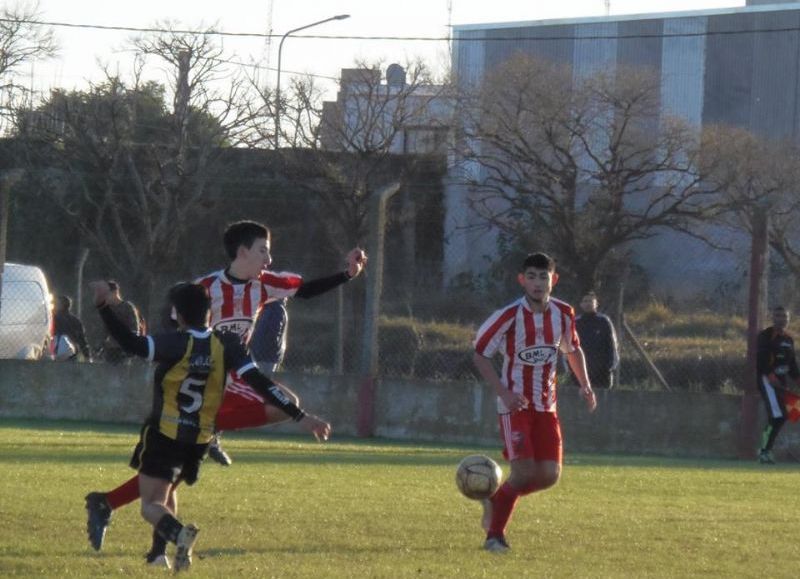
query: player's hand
300 414 332 442
580 384 597 412
500 390 529 413
346 248 367 278
89 280 112 307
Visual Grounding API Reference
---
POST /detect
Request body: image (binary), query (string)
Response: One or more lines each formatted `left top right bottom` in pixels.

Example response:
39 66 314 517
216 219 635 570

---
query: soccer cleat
484 535 511 553
85 492 112 551
481 498 492 532
758 450 775 464
146 552 171 570
208 435 232 466
174 523 200 572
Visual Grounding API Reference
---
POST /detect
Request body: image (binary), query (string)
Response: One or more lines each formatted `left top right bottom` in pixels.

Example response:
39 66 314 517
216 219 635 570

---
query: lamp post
275 14 350 147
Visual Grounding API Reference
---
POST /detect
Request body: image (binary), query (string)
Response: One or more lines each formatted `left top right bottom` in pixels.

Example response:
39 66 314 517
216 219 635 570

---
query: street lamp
275 14 350 147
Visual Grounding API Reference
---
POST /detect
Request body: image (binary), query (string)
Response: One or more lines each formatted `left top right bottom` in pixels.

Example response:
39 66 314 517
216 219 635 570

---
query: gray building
446 1 800 302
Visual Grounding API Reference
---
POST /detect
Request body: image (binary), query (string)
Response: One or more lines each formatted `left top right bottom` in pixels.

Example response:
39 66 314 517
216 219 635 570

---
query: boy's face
580 295 598 313
773 308 790 330
237 237 272 280
518 266 555 304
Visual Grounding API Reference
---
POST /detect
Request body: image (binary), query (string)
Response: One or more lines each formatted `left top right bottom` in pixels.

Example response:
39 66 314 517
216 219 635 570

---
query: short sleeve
259 270 303 300
559 308 580 354
474 307 516 358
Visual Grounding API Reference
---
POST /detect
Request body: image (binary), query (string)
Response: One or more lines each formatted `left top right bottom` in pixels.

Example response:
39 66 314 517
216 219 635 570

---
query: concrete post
357 181 401 437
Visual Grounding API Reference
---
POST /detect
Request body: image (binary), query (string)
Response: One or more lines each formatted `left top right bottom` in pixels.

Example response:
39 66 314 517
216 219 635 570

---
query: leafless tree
254 58 451 251
18 25 261 318
456 54 716 293
0 2 57 132
699 125 800 307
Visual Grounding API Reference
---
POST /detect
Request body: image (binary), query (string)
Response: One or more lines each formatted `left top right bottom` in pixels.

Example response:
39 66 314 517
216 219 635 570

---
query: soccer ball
455 454 502 500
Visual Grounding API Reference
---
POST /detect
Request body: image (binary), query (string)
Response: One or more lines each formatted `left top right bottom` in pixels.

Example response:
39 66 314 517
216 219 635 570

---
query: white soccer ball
455 454 502 500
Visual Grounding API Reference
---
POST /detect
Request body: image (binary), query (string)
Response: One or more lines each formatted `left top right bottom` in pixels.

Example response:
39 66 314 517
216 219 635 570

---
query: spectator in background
99 281 143 364
756 306 800 464
575 292 619 389
52 295 92 361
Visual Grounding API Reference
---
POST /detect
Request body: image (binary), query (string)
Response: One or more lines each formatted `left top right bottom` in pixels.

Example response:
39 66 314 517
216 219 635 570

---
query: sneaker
208 435 232 466
481 498 492 532
484 535 510 553
145 552 171 570
758 450 775 464
85 492 112 551
174 524 200 572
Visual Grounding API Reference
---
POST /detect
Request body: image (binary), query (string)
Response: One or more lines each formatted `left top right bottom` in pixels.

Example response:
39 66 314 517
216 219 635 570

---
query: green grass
1 418 798 578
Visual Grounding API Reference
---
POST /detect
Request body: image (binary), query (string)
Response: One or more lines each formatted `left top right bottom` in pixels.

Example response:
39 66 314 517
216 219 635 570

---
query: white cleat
174 524 200 572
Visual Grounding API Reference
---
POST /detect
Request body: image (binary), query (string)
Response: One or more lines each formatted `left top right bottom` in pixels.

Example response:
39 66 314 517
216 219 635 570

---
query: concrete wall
2 359 798 459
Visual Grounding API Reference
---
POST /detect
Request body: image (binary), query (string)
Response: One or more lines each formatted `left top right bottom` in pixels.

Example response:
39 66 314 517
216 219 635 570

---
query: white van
0 263 53 359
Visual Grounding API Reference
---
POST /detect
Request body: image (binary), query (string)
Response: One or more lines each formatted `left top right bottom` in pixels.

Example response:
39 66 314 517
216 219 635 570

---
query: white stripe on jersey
474 297 579 413
195 269 302 340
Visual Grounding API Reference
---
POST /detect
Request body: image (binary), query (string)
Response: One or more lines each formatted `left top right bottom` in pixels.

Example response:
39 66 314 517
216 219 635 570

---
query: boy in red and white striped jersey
473 252 596 553
85 221 366 560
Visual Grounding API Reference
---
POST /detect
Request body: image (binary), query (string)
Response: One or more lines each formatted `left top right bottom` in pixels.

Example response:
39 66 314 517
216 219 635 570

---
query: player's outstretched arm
293 247 368 300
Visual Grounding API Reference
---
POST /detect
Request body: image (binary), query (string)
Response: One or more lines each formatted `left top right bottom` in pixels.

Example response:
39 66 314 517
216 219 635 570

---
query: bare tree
0 2 57 131
699 125 800 307
256 59 450 251
17 26 260 318
456 55 716 293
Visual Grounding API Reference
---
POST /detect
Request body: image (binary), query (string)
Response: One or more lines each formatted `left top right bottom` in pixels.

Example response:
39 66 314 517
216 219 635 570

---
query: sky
24 0 744 100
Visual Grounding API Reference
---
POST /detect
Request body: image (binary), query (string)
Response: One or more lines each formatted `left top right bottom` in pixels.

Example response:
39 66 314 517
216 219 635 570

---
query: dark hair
169 283 210 327
107 280 119 292
521 252 556 273
582 291 597 300
57 295 72 311
223 221 270 260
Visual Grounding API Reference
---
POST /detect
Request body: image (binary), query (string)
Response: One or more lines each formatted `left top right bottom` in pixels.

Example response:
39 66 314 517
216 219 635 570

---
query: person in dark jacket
574 292 619 389
756 306 800 464
53 295 92 361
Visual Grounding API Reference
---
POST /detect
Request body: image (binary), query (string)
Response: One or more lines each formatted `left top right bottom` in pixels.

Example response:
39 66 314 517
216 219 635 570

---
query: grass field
1 419 799 578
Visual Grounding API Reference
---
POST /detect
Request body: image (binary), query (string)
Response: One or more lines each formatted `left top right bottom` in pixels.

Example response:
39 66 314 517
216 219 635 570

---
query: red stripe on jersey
505 320 516 392
196 274 215 289
259 270 303 290
475 306 517 354
541 307 555 403
221 283 234 319
522 308 536 404
242 282 253 318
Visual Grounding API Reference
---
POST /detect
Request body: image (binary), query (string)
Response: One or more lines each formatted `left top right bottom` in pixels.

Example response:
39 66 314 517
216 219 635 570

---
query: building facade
447 1 800 301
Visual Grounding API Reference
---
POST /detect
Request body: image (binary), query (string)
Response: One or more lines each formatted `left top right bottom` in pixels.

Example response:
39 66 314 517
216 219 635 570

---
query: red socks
105 474 140 510
488 482 521 537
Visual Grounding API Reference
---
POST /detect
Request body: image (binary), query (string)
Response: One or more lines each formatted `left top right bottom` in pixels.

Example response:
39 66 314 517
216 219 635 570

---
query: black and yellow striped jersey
98 303 305 444
146 329 249 444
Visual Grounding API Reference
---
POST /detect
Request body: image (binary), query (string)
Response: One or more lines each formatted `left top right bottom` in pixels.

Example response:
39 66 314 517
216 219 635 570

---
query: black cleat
758 450 775 464
85 492 112 551
208 435 232 466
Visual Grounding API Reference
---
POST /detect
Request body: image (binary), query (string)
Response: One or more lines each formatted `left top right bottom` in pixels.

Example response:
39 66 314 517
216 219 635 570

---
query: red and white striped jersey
195 269 303 340
474 296 580 413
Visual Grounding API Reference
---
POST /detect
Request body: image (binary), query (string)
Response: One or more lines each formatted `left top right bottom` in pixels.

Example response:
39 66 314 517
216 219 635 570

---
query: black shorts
130 424 208 485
